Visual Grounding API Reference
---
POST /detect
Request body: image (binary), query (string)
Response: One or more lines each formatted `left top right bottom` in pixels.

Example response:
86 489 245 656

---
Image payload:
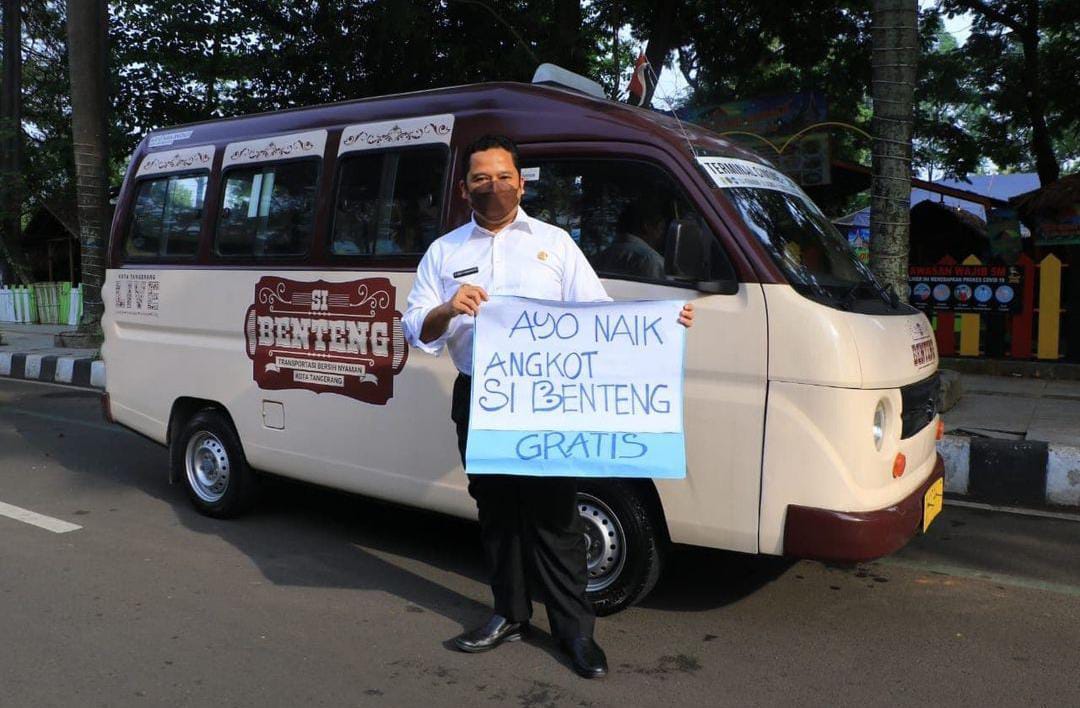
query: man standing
403 134 693 679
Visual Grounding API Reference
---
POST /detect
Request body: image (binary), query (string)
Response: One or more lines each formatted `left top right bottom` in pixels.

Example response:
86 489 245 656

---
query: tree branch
951 0 1025 34
445 0 539 66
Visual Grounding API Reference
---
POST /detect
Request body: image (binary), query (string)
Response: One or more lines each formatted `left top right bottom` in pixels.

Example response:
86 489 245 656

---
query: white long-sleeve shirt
403 208 611 375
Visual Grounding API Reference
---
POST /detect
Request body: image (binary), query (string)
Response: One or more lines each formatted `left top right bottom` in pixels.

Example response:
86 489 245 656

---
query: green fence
0 282 83 325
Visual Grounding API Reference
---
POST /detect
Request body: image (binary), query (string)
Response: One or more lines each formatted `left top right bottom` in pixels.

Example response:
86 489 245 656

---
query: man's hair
461 134 521 176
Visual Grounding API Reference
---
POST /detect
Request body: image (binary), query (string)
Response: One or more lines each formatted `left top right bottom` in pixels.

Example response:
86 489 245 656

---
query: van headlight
873 400 887 450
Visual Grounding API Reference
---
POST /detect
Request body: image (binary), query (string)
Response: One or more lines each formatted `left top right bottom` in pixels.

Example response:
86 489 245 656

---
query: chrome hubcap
578 493 626 592
185 432 230 503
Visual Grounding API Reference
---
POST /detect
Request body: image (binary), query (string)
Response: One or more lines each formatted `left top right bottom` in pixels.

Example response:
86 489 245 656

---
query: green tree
939 0 1080 184
1 0 31 283
914 17 983 180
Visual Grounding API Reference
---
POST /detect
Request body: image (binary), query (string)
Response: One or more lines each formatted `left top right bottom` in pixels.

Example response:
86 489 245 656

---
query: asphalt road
1 377 1078 708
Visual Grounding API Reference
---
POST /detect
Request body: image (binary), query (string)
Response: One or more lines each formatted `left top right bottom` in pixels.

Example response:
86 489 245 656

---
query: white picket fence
0 284 83 325
70 285 84 325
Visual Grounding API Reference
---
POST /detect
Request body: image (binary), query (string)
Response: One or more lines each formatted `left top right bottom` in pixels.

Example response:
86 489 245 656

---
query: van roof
139 81 764 165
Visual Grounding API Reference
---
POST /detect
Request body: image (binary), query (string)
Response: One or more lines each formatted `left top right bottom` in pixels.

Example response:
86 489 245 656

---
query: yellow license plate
923 478 944 532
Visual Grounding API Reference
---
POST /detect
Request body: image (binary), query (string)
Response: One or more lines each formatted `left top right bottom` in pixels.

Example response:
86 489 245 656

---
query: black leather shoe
562 636 608 679
453 615 527 653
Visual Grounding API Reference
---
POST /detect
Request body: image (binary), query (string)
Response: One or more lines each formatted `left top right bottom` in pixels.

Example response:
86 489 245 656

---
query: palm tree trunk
66 0 109 336
869 0 918 295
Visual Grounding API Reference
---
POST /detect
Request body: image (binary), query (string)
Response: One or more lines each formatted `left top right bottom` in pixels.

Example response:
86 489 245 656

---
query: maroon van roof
138 81 764 164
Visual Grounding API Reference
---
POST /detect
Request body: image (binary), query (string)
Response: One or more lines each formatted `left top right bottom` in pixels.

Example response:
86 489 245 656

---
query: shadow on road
6 382 797 655
642 546 795 612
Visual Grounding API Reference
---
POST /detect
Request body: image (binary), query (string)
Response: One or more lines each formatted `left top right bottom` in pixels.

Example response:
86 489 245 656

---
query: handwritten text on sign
466 296 686 478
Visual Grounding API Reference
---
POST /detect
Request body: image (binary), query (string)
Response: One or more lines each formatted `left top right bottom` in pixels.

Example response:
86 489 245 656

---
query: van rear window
331 147 445 256
125 173 207 259
215 159 320 258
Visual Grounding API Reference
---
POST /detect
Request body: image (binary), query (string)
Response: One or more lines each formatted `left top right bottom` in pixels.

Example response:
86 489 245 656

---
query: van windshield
696 155 894 311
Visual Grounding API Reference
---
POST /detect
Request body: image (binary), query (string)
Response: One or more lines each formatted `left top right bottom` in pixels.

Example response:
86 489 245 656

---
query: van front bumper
782 453 945 563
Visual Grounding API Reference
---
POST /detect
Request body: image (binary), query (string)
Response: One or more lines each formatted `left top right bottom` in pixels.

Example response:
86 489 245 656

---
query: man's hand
448 284 489 317
678 302 695 328
419 284 489 344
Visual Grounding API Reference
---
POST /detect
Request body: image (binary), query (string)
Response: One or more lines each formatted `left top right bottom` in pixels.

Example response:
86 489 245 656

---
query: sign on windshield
695 156 804 199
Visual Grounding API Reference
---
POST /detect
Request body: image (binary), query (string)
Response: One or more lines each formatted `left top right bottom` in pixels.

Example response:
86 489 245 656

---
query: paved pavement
0 322 97 359
1 377 1079 707
944 373 1080 446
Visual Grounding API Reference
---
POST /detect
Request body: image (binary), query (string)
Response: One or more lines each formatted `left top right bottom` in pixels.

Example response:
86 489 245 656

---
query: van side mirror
664 219 739 295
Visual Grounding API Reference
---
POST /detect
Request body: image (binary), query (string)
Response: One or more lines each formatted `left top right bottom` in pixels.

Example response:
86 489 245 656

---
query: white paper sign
696 156 805 197
466 296 687 478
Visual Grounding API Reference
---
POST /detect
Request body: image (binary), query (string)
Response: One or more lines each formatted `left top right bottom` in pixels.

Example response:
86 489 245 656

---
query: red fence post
1010 253 1036 359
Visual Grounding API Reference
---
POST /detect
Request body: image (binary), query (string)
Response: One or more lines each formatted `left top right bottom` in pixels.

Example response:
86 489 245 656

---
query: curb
938 435 1080 509
938 369 962 413
941 358 1080 381
0 352 104 389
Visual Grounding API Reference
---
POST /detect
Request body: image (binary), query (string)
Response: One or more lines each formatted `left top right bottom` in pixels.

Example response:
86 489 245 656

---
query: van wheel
170 409 255 518
579 481 666 616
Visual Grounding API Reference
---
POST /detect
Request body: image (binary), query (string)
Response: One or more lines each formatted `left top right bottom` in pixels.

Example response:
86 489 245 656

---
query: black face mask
468 181 519 224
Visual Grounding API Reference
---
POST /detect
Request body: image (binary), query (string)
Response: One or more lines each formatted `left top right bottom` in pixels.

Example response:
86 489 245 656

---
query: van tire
171 409 256 518
579 481 666 616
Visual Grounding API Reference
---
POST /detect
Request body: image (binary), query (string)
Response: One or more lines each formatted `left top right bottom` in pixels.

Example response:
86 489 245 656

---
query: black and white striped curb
938 435 1080 509
0 352 104 389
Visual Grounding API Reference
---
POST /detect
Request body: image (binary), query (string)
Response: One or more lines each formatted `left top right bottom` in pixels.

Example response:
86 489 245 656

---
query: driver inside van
403 134 693 680
598 196 668 280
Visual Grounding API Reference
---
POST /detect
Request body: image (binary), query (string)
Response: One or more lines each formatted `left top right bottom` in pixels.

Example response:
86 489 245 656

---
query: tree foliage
932 0 1079 183
3 0 1077 241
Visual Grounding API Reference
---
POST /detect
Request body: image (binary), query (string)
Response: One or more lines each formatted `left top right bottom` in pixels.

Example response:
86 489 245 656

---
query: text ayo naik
514 431 649 461
255 315 391 357
508 308 667 346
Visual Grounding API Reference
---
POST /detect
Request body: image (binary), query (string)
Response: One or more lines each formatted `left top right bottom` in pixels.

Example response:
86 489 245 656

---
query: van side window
520 159 734 285
125 172 208 259
214 159 319 257
332 147 445 256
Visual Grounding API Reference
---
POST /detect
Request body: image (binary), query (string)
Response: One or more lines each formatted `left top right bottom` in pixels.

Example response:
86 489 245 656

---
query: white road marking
0 501 82 534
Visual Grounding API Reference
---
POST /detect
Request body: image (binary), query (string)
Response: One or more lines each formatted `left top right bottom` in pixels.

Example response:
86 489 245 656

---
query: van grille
900 373 940 439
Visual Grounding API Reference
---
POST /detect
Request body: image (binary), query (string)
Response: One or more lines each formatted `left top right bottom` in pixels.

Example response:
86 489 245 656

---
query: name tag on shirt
453 266 479 278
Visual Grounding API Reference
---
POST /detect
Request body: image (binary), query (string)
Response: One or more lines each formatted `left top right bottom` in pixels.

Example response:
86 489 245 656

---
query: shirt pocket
504 253 564 301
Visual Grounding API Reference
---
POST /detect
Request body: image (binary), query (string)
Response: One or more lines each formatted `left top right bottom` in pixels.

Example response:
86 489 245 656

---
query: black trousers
452 373 595 640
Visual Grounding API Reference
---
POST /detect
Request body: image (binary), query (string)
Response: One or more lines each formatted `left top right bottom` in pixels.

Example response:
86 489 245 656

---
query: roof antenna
644 59 698 158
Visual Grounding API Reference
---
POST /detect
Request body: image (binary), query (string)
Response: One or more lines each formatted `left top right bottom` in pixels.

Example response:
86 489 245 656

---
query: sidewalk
944 373 1080 446
938 368 1080 510
0 323 103 388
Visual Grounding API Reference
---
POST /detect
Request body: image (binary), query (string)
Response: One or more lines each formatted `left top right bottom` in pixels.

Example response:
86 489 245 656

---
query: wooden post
1037 253 1062 360
1010 254 1036 359
934 255 956 356
958 255 982 356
